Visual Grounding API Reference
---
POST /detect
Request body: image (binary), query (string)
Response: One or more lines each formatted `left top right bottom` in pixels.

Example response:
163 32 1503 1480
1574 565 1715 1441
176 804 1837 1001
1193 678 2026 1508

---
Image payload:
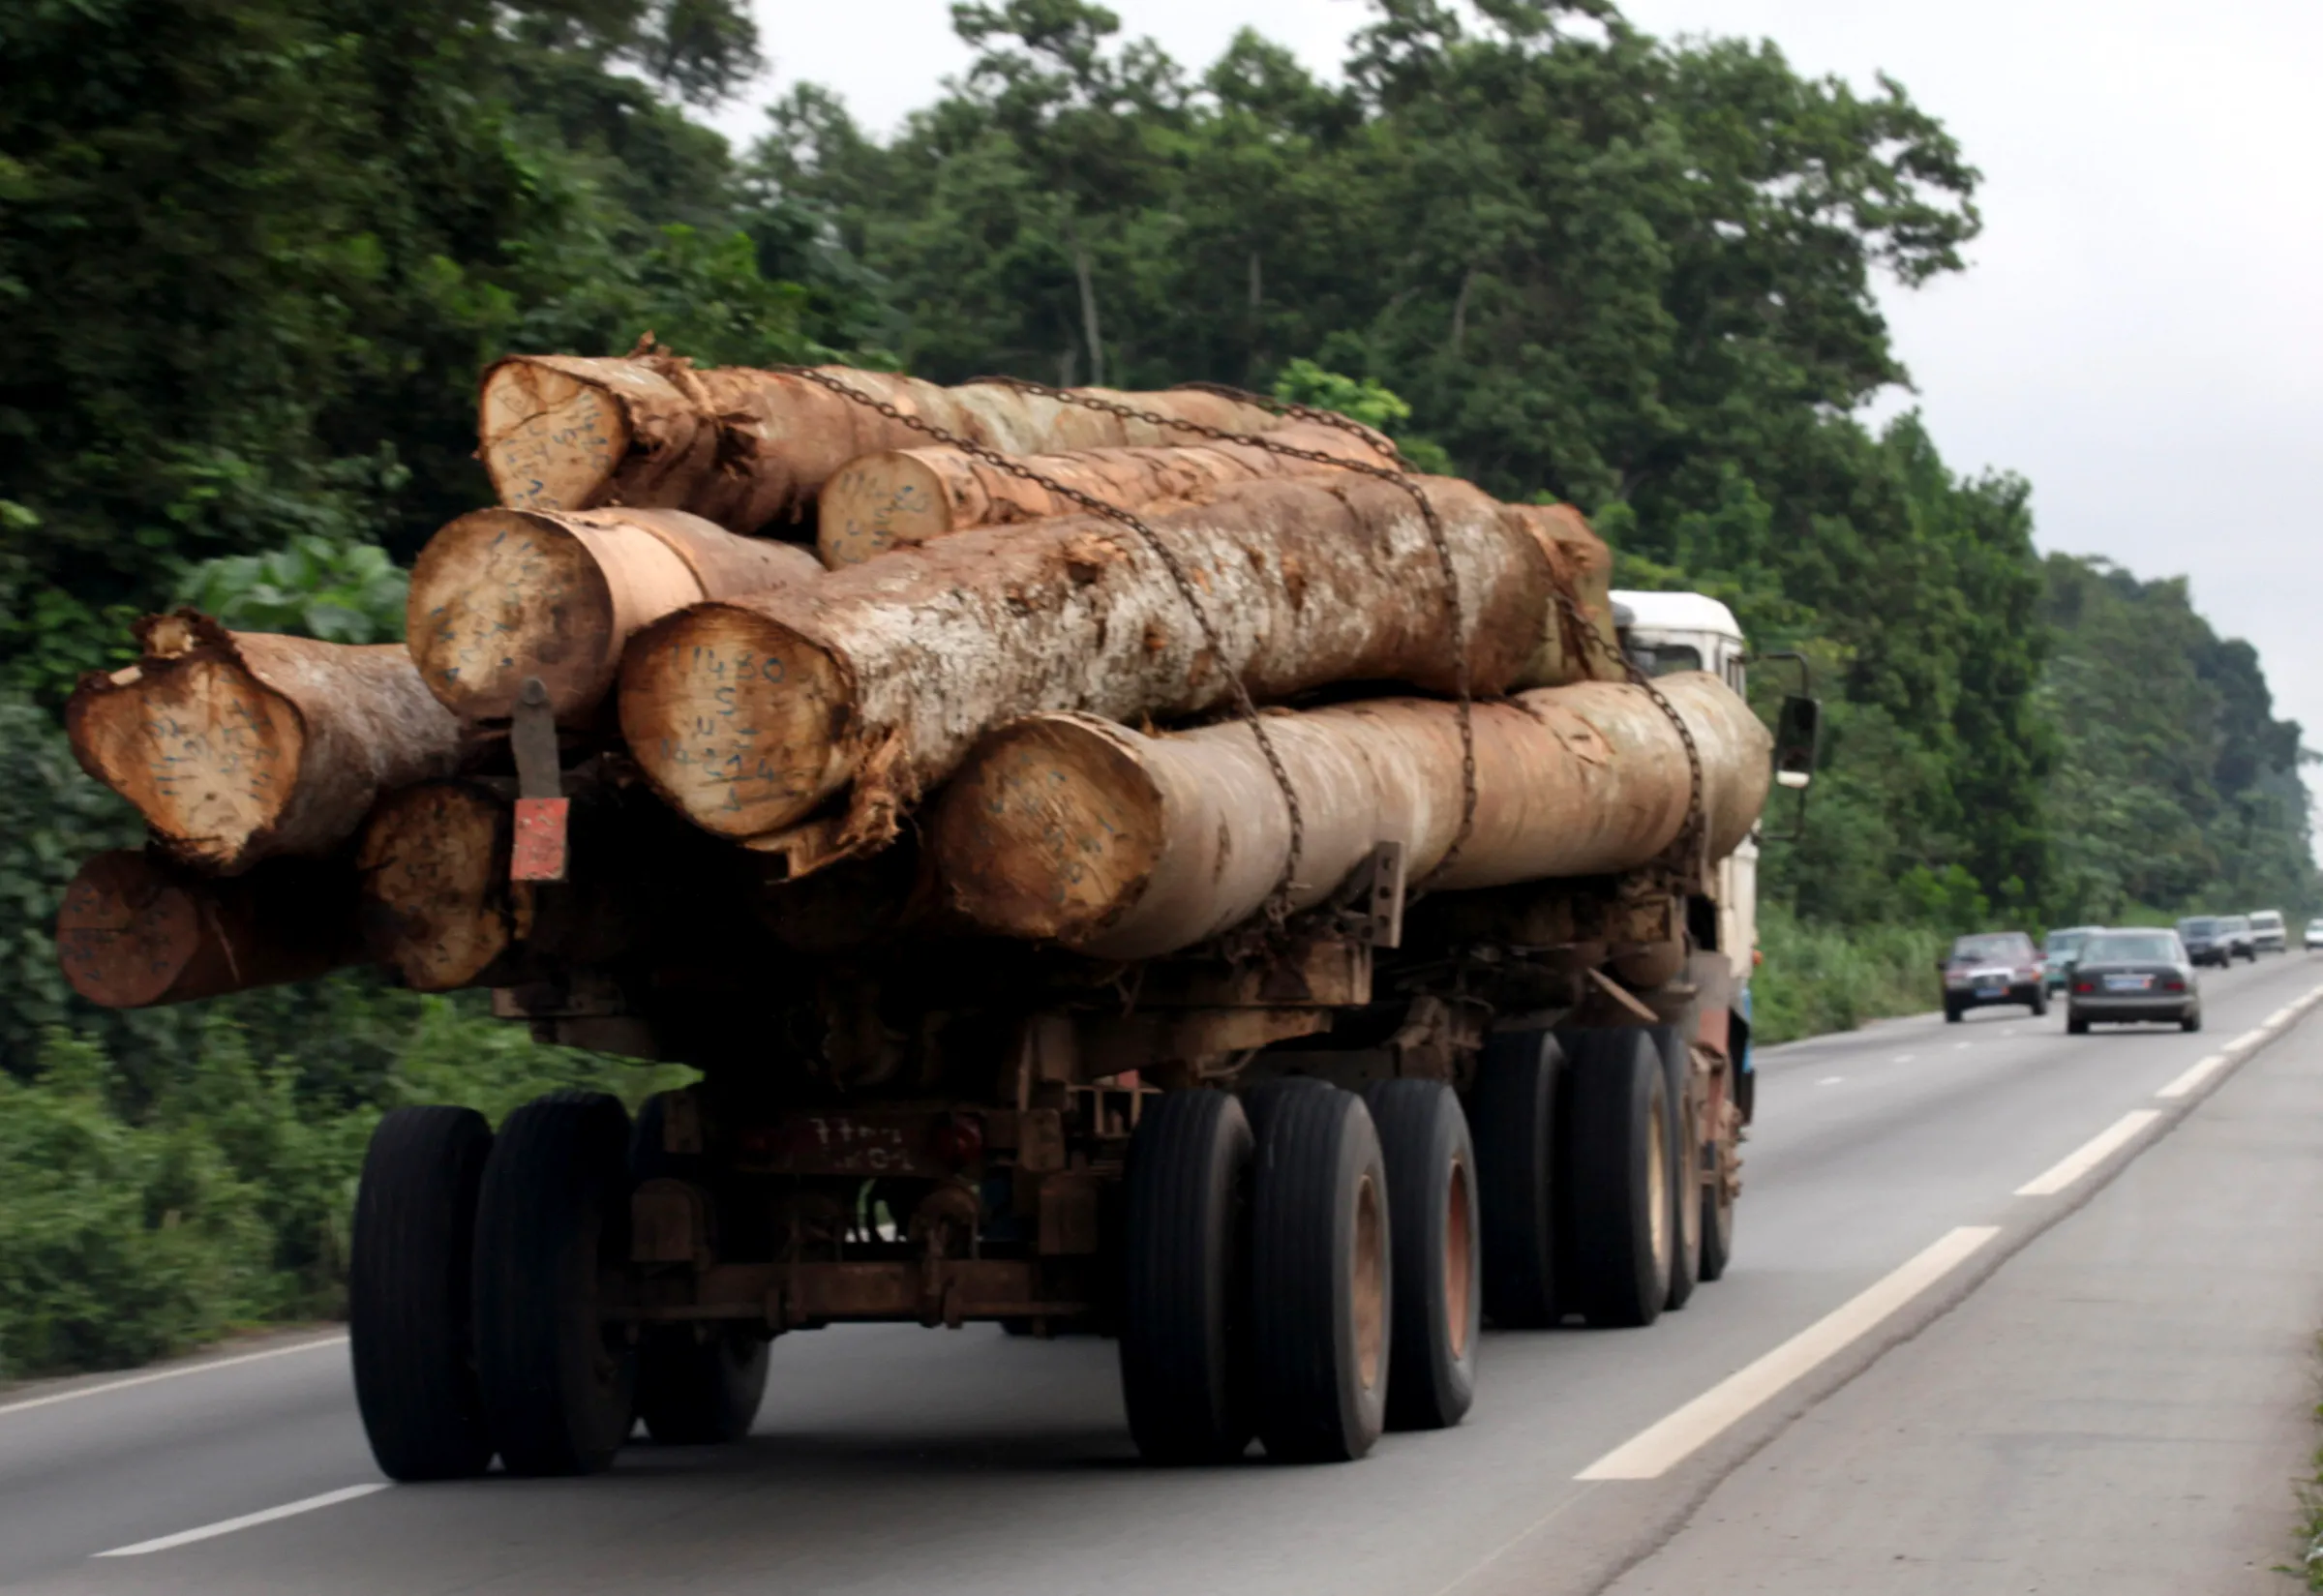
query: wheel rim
1352 1171 1387 1392
1646 1095 1670 1269
1444 1157 1473 1361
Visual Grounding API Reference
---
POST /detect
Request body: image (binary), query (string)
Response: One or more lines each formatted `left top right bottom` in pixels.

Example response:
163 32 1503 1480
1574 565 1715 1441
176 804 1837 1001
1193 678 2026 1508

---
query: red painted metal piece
511 797 570 882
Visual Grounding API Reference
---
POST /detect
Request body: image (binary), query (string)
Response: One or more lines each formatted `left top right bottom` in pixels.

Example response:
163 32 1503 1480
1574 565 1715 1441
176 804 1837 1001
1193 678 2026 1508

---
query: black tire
2067 1013 2090 1036
2029 987 2048 1017
2182 1007 2203 1034
636 1328 769 1444
1120 1090 1255 1463
1943 999 1964 1024
349 1106 496 1481
1644 1027 1700 1312
1698 1132 1735 1284
1364 1080 1479 1432
473 1091 638 1476
1559 1030 1673 1329
1466 1031 1560 1328
1251 1086 1391 1462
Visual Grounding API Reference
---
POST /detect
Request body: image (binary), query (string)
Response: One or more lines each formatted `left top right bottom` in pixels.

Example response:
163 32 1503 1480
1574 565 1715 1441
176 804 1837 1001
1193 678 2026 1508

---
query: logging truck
52 354 1820 1478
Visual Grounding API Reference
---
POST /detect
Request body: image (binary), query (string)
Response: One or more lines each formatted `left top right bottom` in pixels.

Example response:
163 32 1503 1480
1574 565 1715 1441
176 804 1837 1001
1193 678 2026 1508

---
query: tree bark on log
56 849 362 1008
813 422 1396 567
1517 504 1623 681
66 613 462 875
478 353 1287 536
926 673 1772 959
618 475 1568 870
407 506 820 726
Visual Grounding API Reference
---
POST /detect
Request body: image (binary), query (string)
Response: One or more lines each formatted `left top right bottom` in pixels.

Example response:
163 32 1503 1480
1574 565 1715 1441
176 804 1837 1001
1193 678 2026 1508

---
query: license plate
2103 974 2152 992
1975 985 2004 1000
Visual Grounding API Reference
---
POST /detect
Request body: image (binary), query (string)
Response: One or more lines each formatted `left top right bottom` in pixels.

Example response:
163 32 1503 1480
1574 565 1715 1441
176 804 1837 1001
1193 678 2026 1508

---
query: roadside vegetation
0 0 2310 1371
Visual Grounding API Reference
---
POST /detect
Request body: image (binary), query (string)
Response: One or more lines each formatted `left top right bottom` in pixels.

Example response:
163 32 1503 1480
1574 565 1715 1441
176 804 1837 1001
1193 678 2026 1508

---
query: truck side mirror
1773 694 1822 792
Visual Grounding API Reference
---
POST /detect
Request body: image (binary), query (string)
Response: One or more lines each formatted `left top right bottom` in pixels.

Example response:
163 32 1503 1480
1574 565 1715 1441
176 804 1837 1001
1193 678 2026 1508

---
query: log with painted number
52 351 1814 1489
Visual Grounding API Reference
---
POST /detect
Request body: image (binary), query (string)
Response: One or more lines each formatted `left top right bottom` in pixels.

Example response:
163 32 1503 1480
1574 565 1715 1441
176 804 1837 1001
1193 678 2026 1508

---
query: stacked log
56 850 362 1008
478 354 1286 536
407 506 821 726
814 422 1395 567
65 612 461 874
926 674 1770 959
617 474 1567 873
55 350 1770 1020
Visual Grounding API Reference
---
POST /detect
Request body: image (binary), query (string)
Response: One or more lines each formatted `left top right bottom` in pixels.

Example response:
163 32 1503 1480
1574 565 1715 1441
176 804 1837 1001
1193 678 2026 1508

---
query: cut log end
928 715 1166 945
817 454 953 567
619 605 853 839
356 782 514 991
407 508 621 722
479 359 629 512
56 852 205 1008
69 651 304 873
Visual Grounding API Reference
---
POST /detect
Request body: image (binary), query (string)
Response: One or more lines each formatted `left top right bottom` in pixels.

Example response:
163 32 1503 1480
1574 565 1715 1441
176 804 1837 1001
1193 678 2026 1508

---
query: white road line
1891 1054 1916 1064
1575 1226 1999 1482
93 1484 386 1557
2156 1054 2229 1100
1817 1076 1843 1085
0 1335 347 1420
2015 1110 2162 1197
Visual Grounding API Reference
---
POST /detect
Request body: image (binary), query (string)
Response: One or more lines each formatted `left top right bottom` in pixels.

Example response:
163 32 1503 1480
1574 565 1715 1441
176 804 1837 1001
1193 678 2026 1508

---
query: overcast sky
723 1 2323 795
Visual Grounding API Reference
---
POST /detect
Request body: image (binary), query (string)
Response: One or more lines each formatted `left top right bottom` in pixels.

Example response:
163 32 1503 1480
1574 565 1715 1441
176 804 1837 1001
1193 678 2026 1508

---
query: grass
1751 904 1947 1046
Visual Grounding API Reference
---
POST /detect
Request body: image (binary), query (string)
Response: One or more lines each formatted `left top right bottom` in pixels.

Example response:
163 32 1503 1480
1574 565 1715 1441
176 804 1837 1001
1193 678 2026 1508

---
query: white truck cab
1612 589 1762 1094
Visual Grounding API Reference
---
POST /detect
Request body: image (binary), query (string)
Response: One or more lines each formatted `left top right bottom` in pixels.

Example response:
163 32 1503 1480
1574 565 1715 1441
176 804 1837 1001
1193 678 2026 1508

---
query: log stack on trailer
56 349 1803 1482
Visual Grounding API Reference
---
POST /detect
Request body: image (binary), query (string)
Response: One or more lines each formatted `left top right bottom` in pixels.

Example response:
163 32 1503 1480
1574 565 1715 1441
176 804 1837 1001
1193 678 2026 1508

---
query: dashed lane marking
2015 1110 2162 1197
94 1484 387 1557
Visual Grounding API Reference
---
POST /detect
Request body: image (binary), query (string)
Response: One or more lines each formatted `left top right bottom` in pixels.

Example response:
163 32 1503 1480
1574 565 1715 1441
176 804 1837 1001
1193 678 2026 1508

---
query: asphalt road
8 952 2323 1595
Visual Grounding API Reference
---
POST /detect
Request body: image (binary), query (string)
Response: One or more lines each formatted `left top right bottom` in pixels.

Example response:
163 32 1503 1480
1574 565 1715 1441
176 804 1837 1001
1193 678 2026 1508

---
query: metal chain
770 366 1311 921
961 374 1482 888
1551 586 1708 887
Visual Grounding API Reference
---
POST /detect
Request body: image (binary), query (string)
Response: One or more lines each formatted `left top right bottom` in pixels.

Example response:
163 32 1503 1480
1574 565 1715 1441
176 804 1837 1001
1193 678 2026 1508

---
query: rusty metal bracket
510 676 568 882
1353 840 1406 949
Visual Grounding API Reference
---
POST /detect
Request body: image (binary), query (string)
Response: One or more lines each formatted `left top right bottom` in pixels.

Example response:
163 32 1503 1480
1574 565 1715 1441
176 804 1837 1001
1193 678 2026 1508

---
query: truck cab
1612 590 1760 1093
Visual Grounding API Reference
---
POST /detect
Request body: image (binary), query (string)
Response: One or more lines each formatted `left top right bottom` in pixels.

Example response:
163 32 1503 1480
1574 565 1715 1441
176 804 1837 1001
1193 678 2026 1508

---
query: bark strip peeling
56 849 362 1008
479 354 1286 537
617 474 1568 871
928 674 1772 959
814 422 1395 567
66 613 462 875
407 506 821 725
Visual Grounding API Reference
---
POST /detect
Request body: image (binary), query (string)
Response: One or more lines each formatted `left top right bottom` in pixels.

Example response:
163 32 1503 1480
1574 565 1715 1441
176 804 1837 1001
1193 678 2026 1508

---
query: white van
2248 909 2287 954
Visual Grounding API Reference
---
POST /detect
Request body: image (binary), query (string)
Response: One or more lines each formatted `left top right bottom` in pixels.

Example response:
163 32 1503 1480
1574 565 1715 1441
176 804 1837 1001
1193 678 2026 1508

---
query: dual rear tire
351 1090 766 1482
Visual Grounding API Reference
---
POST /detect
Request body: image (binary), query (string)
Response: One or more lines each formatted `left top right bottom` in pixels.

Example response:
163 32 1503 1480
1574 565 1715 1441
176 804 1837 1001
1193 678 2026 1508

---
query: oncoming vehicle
2248 910 2286 954
1940 932 2046 1022
2067 929 2200 1034
2217 915 2257 962
2307 918 2323 952
2176 916 2230 969
2042 926 2103 995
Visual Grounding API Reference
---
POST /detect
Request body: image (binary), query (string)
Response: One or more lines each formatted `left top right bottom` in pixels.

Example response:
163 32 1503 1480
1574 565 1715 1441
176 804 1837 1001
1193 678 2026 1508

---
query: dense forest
0 0 2309 1373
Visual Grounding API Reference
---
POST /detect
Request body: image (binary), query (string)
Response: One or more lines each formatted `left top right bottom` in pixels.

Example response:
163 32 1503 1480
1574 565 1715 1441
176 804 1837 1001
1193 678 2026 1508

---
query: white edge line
2014 1109 2162 1197
2156 1054 2229 1099
0 1335 347 1419
1575 1225 1999 1482
94 1483 387 1557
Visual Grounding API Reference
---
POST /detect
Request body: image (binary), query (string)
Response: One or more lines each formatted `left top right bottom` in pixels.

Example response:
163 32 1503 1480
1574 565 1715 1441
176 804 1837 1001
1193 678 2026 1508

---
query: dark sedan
2175 916 2231 968
1941 931 2046 1022
2067 929 2201 1034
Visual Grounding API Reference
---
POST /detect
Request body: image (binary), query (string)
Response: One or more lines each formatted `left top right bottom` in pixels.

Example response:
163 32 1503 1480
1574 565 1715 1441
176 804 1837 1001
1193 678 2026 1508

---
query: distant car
2217 914 2257 962
2307 918 2323 952
2042 926 2103 994
2248 910 2287 954
2067 928 2200 1034
1940 931 2046 1022
2176 916 2231 968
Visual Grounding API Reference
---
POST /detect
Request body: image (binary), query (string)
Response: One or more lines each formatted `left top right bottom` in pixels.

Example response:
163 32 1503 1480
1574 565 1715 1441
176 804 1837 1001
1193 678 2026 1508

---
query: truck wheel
473 1091 638 1476
1364 1080 1479 1432
1252 1086 1391 1462
1120 1089 1255 1463
1560 1031 1672 1329
349 1106 496 1481
1466 1031 1560 1328
1643 1027 1700 1313
1698 1144 1735 1283
637 1328 769 1444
